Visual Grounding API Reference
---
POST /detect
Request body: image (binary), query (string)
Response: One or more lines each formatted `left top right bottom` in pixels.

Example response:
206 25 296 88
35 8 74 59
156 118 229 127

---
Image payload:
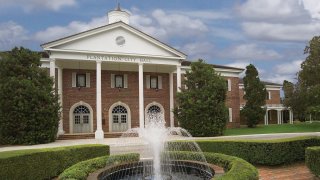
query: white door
111 105 128 132
73 106 91 133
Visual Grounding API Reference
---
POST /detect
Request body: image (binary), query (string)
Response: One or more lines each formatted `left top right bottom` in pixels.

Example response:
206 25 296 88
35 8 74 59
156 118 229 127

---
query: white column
277 110 281 124
139 63 144 129
169 72 174 127
95 60 104 139
57 67 64 135
176 65 181 92
49 59 56 89
265 110 269 125
289 110 293 124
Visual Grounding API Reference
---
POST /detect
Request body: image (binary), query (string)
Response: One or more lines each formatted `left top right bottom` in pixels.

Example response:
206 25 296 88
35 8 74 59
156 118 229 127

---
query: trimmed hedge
0 144 109 180
59 153 140 180
172 136 320 165
165 151 258 180
305 146 320 177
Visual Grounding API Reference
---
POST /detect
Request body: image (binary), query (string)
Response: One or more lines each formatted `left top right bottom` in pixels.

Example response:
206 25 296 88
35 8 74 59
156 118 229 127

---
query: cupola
107 3 130 24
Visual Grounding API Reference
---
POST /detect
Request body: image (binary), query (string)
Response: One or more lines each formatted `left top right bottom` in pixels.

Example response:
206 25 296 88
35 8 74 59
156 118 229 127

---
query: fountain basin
92 160 215 180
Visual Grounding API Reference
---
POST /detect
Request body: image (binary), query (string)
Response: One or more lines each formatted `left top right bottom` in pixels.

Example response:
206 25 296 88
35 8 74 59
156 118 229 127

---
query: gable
42 22 186 59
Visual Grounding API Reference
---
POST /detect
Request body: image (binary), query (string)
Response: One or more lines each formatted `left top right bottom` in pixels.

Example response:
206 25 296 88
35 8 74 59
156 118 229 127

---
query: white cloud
238 0 311 23
225 61 250 69
151 9 209 39
34 16 106 43
180 42 215 60
172 10 230 20
274 60 302 74
301 0 320 19
218 43 282 61
0 21 28 50
242 22 320 42
0 0 76 12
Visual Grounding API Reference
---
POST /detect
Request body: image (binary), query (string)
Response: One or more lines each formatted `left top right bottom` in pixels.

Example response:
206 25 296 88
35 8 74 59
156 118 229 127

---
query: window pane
77 74 86 87
115 75 123 88
113 115 119 123
75 115 81 124
121 115 127 123
150 77 157 89
83 115 89 124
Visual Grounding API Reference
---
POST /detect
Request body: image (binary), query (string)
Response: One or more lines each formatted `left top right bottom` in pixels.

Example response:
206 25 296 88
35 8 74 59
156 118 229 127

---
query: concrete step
57 132 123 140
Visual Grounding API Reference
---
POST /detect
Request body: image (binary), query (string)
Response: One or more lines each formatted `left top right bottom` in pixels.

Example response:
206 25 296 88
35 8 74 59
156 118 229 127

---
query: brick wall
225 77 240 128
239 88 281 105
62 69 241 133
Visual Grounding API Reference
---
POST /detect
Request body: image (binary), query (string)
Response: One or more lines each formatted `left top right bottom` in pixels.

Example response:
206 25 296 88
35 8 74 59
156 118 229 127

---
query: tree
292 36 320 120
174 60 228 136
241 64 266 127
0 47 60 145
282 80 294 107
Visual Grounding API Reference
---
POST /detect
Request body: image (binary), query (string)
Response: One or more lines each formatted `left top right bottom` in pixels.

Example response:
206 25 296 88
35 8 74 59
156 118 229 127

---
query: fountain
99 112 214 180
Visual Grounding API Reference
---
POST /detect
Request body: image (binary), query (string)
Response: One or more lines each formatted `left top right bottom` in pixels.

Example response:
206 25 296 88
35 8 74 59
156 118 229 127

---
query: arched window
74 105 90 114
147 105 161 113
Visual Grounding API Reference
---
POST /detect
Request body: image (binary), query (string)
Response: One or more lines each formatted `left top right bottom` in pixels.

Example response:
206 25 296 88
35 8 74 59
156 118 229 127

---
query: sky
1 0 320 84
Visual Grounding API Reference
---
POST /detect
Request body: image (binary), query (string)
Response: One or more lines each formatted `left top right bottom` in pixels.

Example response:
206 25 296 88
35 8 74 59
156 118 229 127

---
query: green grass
224 122 320 136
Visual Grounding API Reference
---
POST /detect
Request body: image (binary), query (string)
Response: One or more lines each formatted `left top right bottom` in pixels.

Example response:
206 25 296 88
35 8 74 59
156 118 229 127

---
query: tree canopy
0 47 60 145
174 60 228 136
241 64 266 127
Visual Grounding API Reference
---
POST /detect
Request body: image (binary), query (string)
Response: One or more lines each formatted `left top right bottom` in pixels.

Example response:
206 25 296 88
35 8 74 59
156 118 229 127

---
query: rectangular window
267 91 272 100
150 76 158 89
76 74 86 87
115 75 124 88
83 115 89 124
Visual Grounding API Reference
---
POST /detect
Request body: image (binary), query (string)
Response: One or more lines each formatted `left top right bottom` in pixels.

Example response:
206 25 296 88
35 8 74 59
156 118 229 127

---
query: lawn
224 122 320 136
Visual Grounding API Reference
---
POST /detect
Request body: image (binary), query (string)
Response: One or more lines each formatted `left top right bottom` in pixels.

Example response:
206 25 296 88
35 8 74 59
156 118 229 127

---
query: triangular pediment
42 22 186 59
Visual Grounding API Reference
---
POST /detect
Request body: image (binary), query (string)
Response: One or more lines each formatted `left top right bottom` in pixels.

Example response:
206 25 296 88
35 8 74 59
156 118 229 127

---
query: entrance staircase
57 132 123 140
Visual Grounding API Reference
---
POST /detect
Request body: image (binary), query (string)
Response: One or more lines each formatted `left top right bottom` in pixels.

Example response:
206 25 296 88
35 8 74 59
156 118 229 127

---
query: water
108 112 213 180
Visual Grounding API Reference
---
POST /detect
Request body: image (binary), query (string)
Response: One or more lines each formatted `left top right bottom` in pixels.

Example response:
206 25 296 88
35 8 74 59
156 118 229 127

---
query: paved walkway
1 132 319 152
258 162 319 180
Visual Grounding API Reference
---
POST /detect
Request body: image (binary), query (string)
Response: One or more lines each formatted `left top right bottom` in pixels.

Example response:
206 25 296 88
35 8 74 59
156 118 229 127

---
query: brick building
40 7 289 139
239 80 293 125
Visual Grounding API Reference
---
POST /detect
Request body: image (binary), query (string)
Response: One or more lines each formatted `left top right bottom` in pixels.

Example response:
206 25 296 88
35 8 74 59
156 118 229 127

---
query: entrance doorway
73 105 91 133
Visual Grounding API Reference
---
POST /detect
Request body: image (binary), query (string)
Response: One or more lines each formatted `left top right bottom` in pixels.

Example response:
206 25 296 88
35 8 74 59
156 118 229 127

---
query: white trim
268 91 272 100
145 101 165 126
95 60 104 139
227 79 231 91
42 22 186 59
57 67 64 135
69 101 94 133
108 101 131 132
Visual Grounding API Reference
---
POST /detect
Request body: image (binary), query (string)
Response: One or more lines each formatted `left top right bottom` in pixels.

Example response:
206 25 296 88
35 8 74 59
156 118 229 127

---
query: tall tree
0 47 60 145
296 36 320 118
282 80 294 107
241 64 267 127
174 60 228 136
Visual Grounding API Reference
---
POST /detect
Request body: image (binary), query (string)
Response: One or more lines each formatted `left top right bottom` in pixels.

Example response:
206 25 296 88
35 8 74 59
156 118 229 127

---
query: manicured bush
165 151 258 180
0 144 109 180
305 146 320 176
172 136 320 165
0 47 60 145
59 153 140 180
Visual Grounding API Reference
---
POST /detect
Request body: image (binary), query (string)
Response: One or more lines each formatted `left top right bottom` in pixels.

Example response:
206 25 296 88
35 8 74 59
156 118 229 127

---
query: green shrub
0 144 109 180
305 146 320 176
0 47 60 145
59 153 140 180
165 151 258 180
172 136 320 165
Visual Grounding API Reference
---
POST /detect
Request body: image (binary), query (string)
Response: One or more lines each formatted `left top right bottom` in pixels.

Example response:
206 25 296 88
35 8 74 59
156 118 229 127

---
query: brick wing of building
40 6 290 139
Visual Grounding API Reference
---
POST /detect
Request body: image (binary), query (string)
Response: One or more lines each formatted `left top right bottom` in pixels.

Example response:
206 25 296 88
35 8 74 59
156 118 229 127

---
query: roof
41 21 187 58
181 60 245 71
239 78 282 86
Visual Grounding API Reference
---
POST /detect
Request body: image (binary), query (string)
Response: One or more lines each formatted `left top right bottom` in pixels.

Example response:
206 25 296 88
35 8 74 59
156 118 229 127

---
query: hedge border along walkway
59 153 140 180
305 146 320 177
0 144 109 180
165 151 259 180
186 136 320 165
